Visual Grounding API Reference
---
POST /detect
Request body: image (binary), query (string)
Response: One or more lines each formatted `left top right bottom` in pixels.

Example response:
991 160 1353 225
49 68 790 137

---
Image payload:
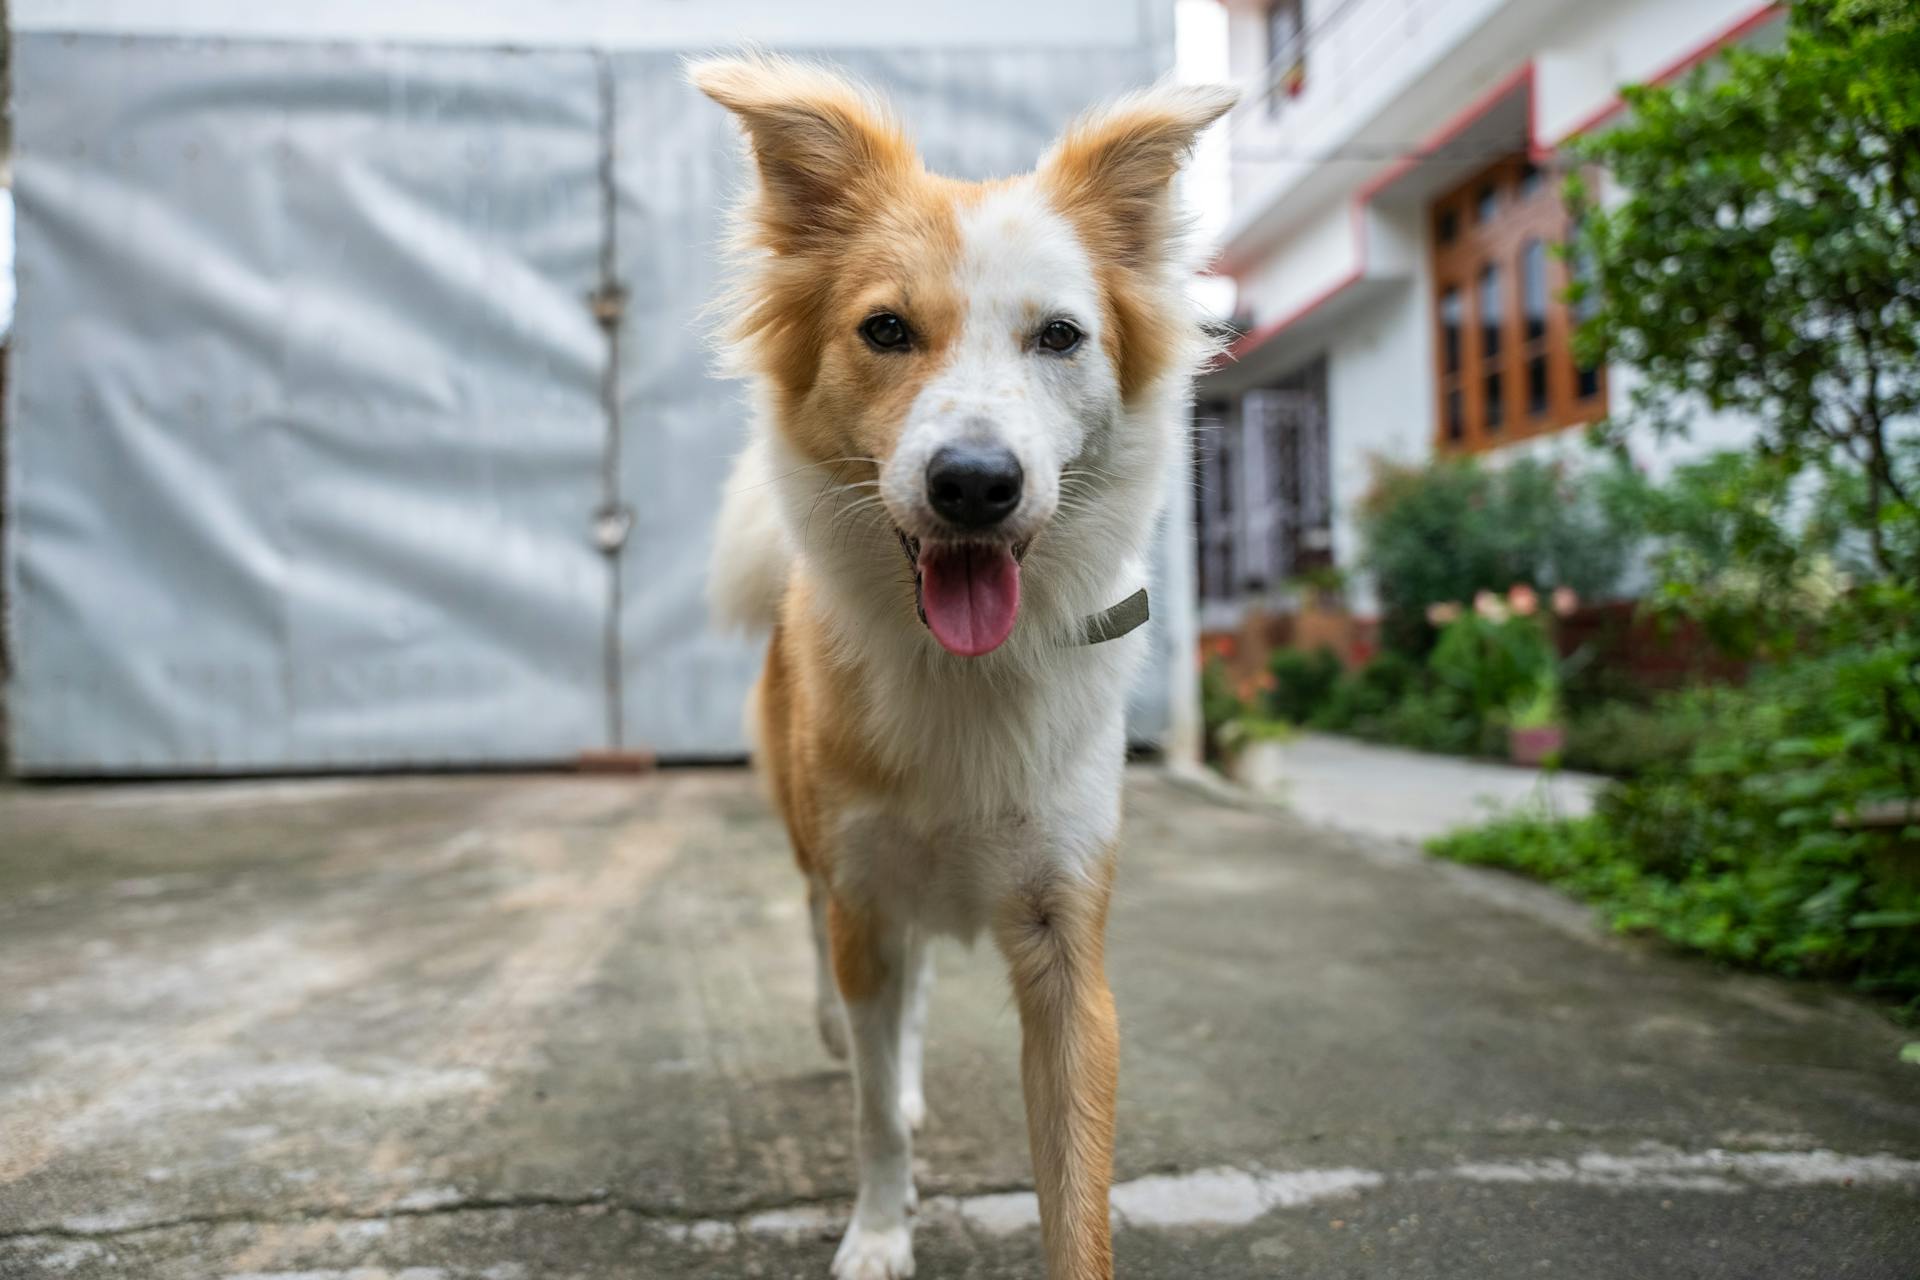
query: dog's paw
831 1222 914 1280
817 998 850 1061
898 1089 925 1132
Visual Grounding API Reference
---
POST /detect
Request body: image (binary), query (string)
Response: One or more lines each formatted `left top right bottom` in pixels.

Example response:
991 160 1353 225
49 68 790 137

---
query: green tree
1572 0 1920 801
1569 0 1919 580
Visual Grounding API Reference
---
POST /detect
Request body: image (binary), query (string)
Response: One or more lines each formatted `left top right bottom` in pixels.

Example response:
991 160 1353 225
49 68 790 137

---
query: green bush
1359 455 1629 656
1313 651 1419 730
1353 686 1493 756
1562 697 1715 778
1428 0 1920 1017
1426 604 1559 728
1264 647 1343 724
1432 636 1920 1017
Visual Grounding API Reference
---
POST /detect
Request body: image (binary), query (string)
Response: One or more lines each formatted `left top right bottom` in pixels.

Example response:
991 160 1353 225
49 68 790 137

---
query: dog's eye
861 312 911 351
1037 319 1082 354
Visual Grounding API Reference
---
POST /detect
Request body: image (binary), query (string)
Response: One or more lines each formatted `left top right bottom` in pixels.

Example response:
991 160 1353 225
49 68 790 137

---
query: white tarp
6 26 1178 773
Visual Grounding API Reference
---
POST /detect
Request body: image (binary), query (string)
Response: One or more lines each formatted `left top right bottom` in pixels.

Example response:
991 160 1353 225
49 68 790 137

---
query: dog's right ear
689 54 916 251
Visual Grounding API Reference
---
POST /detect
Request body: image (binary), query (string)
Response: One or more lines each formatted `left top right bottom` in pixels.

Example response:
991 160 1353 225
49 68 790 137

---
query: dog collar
1078 588 1149 646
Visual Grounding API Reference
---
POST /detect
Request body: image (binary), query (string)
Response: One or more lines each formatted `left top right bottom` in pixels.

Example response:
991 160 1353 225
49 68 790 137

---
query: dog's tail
709 433 793 633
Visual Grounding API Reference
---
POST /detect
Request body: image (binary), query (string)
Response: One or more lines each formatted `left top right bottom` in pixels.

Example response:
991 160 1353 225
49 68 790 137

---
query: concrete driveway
2 768 1917 1279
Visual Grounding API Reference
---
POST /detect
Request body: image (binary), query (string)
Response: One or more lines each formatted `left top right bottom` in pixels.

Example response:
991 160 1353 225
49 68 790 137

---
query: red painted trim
1225 265 1364 361
1227 63 1536 365
1544 3 1785 145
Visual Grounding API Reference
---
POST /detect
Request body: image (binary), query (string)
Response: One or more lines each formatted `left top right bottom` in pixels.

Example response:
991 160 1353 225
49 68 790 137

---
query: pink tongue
918 544 1022 657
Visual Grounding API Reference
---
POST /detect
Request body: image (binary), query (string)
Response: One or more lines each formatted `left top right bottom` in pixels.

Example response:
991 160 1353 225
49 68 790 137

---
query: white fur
709 428 795 632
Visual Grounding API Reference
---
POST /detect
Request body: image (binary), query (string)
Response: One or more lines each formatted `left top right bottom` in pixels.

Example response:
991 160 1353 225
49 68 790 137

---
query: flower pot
1509 724 1565 768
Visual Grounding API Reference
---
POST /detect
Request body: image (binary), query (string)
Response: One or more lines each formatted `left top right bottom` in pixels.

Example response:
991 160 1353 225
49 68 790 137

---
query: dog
691 54 1234 1280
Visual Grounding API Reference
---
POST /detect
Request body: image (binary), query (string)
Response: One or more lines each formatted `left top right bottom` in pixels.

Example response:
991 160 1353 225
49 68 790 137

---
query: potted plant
1506 677 1565 767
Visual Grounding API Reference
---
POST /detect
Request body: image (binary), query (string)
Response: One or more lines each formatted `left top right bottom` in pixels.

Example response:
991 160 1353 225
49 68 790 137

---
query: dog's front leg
995 861 1119 1280
828 895 917 1280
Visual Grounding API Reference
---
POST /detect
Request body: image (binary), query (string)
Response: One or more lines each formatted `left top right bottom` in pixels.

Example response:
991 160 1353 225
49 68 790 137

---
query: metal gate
5 33 1170 773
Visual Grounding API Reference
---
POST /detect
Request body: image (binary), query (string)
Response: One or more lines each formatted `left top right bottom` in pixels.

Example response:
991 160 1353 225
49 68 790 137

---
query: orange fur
1039 91 1233 402
829 892 889 1005
755 577 904 879
996 851 1121 1280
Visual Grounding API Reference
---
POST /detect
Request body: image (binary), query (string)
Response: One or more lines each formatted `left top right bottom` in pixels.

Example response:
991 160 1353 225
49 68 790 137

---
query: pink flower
1473 590 1509 623
1426 601 1462 627
1552 585 1580 617
1508 583 1540 617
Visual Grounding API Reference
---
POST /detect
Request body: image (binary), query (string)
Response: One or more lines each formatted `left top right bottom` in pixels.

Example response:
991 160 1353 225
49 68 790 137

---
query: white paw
904 1180 919 1215
817 999 850 1061
898 1090 925 1132
831 1222 914 1280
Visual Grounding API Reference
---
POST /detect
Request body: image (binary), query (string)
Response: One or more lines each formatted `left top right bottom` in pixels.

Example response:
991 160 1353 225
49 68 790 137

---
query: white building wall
1207 0 1782 617
1323 207 1433 613
1533 0 1777 144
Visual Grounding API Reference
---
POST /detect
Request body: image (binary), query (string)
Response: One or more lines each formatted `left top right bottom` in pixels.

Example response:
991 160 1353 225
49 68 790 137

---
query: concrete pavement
1 767 1916 1279
1231 732 1605 844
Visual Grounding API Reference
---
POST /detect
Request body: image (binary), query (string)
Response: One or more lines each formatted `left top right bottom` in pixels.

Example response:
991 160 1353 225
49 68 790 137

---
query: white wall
1237 199 1360 329
1221 0 1541 250
1533 0 1775 144
1322 207 1433 613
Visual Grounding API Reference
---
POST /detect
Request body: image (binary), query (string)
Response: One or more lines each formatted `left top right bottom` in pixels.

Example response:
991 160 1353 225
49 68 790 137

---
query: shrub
1562 698 1713 778
1432 635 1920 1017
1425 595 1560 729
1264 647 1343 724
1360 455 1629 656
1198 658 1245 761
1428 0 1920 1015
1313 651 1419 730
1355 686 1492 757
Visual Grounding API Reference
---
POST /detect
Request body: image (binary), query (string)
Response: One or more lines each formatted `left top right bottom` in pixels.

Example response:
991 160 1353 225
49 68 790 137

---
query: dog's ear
689 54 916 251
1040 83 1238 270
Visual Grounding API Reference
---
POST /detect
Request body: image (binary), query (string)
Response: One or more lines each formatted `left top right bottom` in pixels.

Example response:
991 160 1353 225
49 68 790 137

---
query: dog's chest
833 675 1128 939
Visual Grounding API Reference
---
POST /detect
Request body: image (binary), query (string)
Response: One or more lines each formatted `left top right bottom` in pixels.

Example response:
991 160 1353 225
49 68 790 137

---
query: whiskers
799 464 897 558
732 453 883 495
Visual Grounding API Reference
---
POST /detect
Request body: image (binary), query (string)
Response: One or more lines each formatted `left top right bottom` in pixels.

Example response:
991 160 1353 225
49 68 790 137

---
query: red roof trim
1543 3 1786 146
1226 64 1534 364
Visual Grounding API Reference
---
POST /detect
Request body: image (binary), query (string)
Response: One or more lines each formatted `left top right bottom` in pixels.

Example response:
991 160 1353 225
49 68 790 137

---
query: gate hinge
590 284 628 328
592 502 634 554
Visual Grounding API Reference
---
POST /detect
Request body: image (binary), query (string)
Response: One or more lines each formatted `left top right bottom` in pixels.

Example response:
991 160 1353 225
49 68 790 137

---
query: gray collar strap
1078 588 1149 646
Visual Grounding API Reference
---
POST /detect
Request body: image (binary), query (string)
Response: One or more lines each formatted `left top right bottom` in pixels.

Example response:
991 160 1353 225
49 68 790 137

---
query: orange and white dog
693 55 1234 1280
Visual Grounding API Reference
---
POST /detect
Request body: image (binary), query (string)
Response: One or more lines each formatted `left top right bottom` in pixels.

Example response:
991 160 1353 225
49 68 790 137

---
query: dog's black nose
926 444 1023 529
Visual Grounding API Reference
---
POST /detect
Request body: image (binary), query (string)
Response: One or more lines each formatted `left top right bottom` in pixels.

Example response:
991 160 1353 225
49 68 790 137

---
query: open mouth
897 530 1030 658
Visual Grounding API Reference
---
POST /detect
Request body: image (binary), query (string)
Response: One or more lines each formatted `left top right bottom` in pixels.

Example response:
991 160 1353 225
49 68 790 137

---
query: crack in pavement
9 1144 1920 1247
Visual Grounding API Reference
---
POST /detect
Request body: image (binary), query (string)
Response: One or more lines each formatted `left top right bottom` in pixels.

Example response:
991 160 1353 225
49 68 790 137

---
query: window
1521 239 1550 419
1479 263 1504 433
1439 287 1464 442
1265 0 1307 113
1430 155 1605 452
1568 237 1604 403
1518 159 1544 201
1475 182 1500 224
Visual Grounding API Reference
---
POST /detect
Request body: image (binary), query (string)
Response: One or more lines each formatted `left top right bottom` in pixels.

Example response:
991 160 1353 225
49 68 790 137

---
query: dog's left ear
1040 84 1238 270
